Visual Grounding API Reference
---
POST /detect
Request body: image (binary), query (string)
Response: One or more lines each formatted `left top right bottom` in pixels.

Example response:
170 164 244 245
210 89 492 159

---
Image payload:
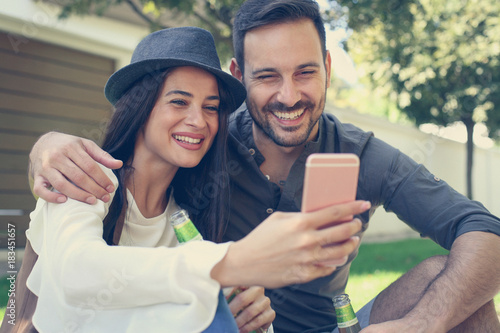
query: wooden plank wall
0 31 115 248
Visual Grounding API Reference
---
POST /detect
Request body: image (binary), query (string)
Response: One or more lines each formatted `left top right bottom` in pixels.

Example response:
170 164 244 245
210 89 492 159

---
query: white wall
330 105 500 242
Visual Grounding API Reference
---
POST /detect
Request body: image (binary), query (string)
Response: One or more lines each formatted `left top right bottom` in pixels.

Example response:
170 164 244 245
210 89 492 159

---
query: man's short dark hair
233 0 327 75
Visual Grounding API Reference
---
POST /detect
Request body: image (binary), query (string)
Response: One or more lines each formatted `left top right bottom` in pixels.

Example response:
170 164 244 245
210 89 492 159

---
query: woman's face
137 66 220 170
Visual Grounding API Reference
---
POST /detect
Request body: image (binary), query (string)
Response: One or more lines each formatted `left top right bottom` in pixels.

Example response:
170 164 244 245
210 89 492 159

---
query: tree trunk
462 117 475 199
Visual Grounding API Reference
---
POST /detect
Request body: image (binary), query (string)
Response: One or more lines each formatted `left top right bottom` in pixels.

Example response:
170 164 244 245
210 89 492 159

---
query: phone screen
301 153 359 213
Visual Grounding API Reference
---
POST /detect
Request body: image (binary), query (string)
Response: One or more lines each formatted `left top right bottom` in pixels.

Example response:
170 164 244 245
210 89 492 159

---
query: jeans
202 291 239 333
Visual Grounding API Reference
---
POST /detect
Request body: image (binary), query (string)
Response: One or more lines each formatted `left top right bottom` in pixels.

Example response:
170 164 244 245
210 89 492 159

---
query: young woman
17 26 263 333
7 26 366 333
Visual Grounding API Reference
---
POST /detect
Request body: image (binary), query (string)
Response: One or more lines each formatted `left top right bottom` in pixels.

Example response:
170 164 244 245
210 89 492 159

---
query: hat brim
104 58 246 110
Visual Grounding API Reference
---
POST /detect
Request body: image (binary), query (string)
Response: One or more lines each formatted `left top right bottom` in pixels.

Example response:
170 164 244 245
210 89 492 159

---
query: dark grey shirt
224 108 500 333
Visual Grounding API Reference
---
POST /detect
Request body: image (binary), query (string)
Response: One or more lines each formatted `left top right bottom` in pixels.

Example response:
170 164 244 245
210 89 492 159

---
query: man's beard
247 96 325 147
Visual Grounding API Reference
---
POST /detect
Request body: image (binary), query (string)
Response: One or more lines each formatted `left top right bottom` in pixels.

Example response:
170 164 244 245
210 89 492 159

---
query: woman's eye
171 99 187 106
205 105 220 112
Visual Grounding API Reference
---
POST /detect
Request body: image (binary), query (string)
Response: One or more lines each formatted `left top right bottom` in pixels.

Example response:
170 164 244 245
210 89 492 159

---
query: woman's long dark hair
101 68 235 244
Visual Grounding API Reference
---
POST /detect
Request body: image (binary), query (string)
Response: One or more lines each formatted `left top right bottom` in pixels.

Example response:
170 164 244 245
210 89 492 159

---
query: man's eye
257 74 276 80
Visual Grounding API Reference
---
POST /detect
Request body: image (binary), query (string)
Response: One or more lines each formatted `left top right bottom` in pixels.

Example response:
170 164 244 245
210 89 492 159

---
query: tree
50 0 342 64
336 0 500 199
47 0 244 61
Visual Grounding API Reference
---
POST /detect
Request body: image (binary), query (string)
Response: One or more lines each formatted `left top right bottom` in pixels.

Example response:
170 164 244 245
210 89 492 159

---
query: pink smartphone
301 153 360 213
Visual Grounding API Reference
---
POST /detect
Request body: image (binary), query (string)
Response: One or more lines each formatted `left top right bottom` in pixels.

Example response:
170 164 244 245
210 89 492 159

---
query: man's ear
230 58 243 82
325 50 332 89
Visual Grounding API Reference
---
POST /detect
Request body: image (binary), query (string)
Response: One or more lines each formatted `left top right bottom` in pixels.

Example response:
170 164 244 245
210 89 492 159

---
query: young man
29 0 500 332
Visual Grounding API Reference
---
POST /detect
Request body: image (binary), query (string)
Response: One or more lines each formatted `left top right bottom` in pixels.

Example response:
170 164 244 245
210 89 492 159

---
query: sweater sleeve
26 164 231 332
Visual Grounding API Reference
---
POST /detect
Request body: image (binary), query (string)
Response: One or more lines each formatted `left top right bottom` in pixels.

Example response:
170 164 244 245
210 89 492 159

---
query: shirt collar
235 108 331 165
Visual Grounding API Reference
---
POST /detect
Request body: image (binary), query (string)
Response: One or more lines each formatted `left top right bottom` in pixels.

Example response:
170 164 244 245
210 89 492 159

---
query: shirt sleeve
27 164 230 311
360 137 500 250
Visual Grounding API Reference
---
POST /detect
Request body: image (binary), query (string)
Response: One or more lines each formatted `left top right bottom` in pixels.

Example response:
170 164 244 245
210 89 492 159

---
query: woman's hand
212 200 369 289
29 132 122 204
227 286 275 333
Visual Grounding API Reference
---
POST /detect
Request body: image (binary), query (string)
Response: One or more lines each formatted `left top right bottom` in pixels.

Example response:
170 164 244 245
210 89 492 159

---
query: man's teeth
272 110 304 120
173 135 202 144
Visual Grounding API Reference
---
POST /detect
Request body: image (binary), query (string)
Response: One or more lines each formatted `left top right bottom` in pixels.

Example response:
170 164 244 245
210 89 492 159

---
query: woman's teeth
173 135 201 144
272 109 304 120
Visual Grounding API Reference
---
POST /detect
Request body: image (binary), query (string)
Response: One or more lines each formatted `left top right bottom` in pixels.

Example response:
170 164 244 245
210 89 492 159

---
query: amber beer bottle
333 294 362 333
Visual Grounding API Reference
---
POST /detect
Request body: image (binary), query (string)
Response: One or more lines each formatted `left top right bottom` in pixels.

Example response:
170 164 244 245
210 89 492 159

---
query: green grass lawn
0 274 8 323
346 237 500 319
346 237 448 311
0 237 498 326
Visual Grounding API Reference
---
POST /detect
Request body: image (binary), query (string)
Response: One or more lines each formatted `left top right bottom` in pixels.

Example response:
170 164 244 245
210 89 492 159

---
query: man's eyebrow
251 62 321 76
251 67 277 76
298 62 321 69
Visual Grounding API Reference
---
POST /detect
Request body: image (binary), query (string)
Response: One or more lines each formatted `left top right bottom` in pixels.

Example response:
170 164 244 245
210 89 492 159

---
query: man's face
232 18 331 147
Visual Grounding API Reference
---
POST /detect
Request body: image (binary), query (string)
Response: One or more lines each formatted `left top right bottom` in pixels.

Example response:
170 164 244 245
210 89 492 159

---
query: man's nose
276 77 301 107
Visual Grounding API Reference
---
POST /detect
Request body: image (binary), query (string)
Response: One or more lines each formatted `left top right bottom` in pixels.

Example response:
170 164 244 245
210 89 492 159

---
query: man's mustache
263 100 315 113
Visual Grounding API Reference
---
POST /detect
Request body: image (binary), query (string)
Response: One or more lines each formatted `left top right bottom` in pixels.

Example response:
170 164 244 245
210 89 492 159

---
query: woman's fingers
304 200 371 230
229 287 275 333
315 236 361 267
212 201 370 289
238 306 275 333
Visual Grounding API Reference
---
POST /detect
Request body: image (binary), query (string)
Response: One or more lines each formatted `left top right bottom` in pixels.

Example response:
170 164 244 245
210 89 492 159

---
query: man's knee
370 255 449 324
414 254 448 279
393 254 448 290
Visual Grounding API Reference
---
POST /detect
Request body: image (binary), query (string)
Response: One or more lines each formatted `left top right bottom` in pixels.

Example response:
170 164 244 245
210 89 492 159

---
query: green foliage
57 0 122 18
51 0 244 62
337 0 500 139
0 276 9 309
335 0 500 198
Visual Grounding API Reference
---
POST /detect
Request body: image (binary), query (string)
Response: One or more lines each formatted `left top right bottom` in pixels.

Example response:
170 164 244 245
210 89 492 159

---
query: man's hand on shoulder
29 132 123 204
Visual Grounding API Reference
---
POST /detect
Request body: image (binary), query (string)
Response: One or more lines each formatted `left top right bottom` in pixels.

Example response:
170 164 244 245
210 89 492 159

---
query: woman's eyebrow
165 90 192 97
166 90 219 101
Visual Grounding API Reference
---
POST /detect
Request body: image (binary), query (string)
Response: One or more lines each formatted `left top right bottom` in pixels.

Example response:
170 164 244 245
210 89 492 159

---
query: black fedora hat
104 26 246 108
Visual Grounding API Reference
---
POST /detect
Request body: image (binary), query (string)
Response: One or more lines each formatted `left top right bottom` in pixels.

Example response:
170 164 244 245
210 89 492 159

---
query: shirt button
266 208 274 214
434 176 441 182
265 175 270 181
249 148 255 155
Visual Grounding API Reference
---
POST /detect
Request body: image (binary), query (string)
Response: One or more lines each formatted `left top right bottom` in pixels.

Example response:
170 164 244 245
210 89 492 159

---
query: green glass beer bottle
333 294 362 333
170 209 203 243
170 211 244 297
170 209 261 332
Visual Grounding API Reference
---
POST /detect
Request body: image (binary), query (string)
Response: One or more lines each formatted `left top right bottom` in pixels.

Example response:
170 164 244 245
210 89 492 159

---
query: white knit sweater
26 164 231 333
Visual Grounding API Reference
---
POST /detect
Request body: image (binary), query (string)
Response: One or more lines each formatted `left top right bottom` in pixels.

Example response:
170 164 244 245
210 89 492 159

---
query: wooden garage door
0 30 115 248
